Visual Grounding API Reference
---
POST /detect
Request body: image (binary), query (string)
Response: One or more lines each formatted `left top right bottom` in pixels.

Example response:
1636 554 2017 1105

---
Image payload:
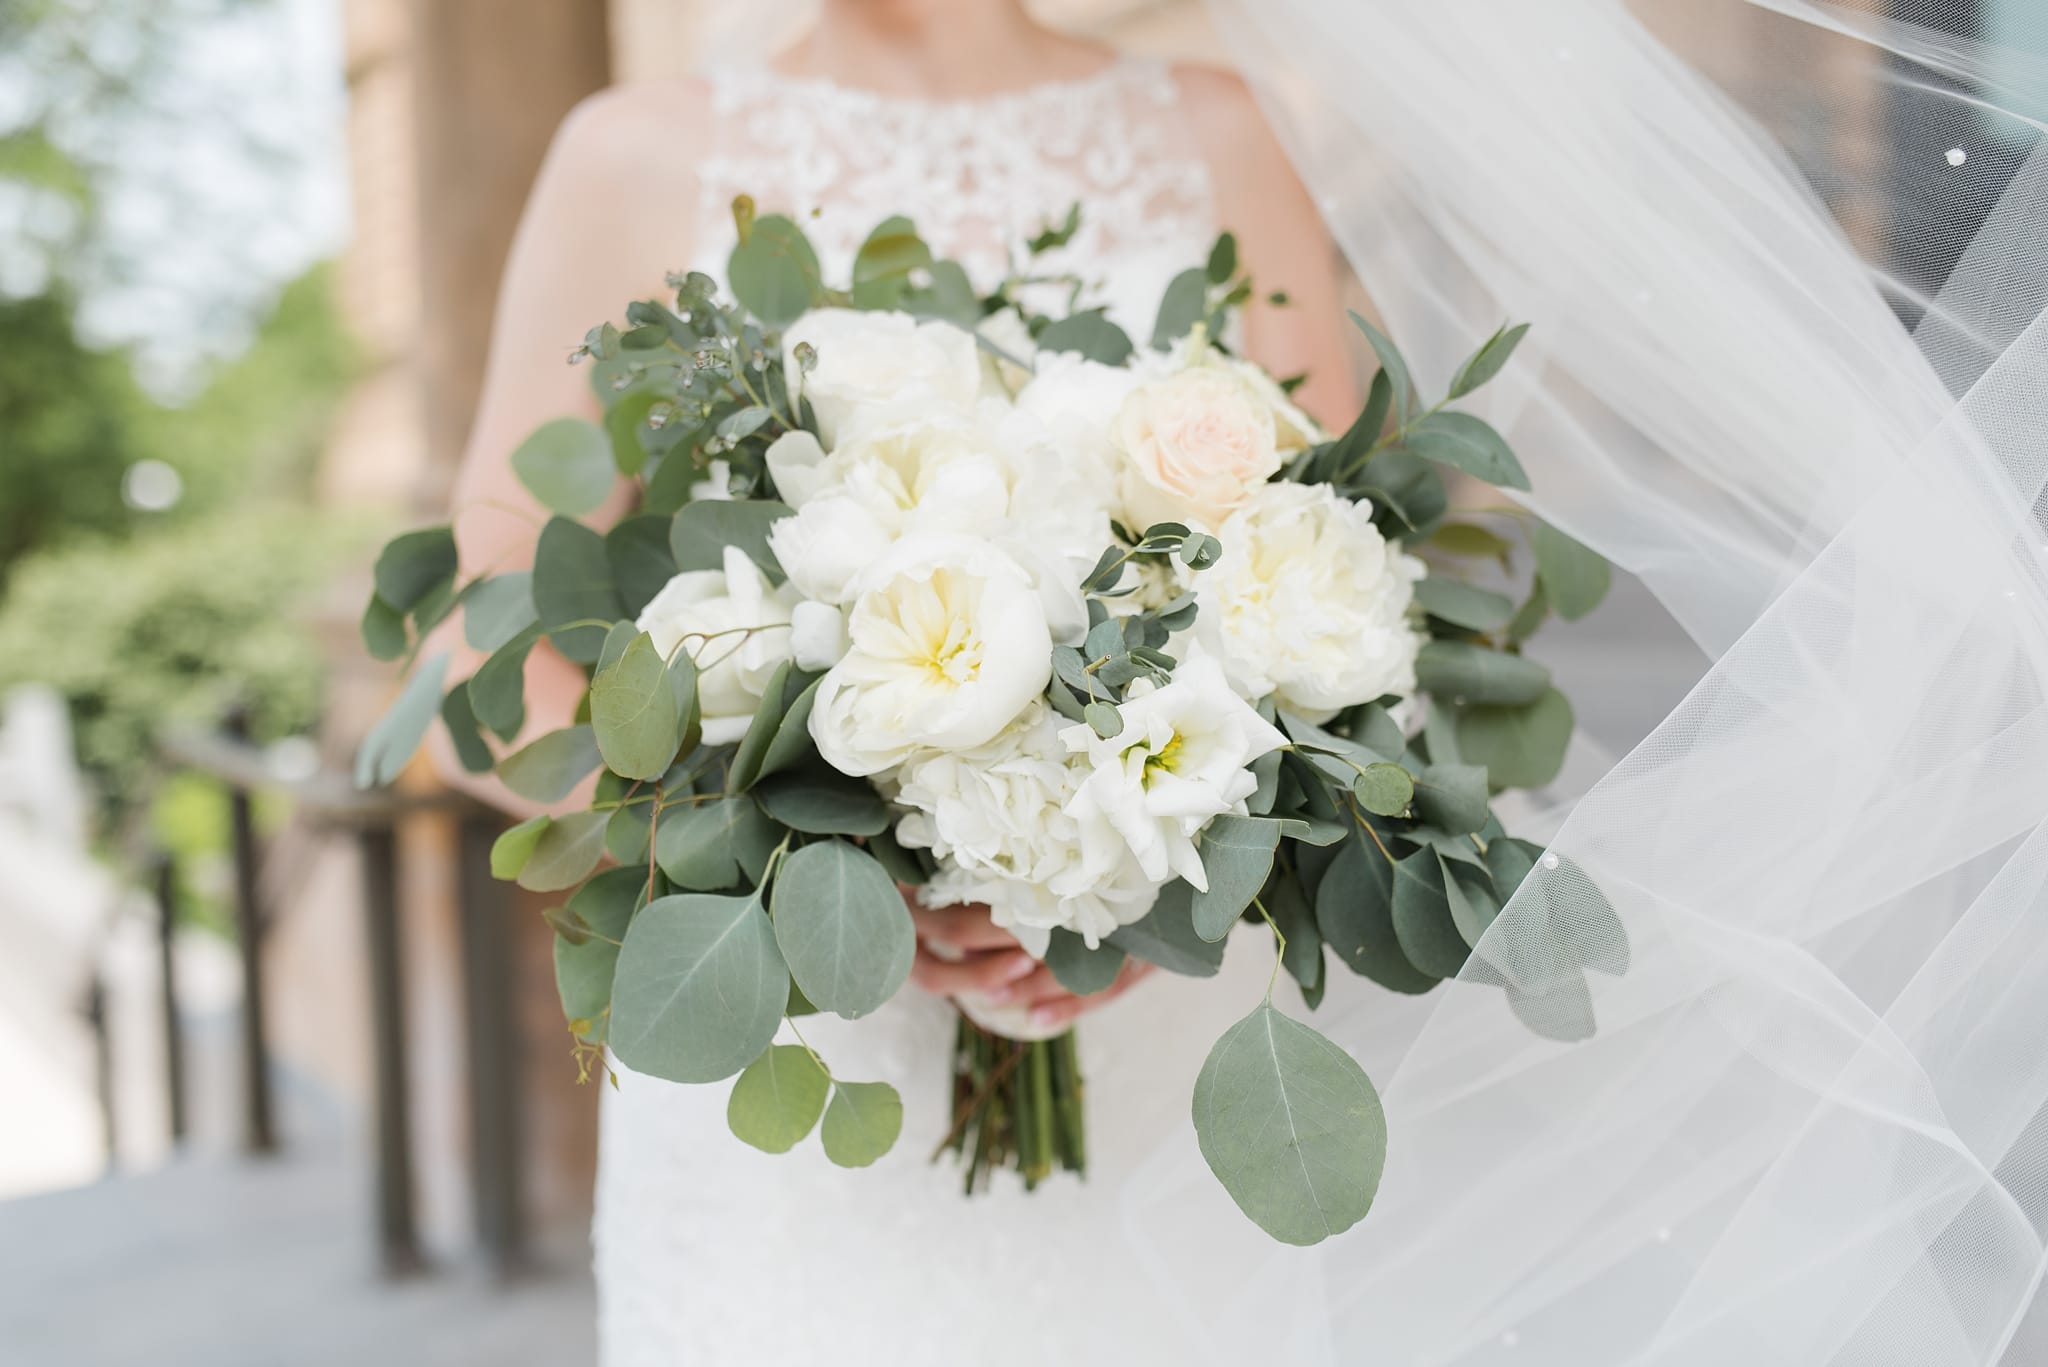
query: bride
443 1 1358 1361
436 0 2048 1362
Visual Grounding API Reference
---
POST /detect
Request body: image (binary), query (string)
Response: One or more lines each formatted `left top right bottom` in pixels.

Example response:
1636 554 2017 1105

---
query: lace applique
692 58 1219 315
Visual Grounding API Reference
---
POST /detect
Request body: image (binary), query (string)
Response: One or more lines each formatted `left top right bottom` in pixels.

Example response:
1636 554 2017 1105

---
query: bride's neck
774 0 1114 99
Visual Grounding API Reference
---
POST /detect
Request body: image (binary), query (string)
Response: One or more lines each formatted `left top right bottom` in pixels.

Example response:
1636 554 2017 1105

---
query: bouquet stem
934 1011 1086 1193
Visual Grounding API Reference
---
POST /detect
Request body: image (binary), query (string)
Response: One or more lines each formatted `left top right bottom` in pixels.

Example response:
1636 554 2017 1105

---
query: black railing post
153 855 188 1145
458 810 525 1276
85 975 117 1175
358 820 423 1276
224 712 277 1155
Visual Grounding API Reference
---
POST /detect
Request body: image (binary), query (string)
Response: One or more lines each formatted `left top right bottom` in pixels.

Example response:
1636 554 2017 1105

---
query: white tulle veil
703 2 2048 1359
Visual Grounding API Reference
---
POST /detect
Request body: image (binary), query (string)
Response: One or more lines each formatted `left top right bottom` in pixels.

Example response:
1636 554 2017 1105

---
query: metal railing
132 721 527 1279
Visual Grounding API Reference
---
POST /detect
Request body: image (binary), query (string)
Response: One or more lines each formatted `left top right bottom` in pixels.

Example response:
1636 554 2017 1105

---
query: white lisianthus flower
1202 482 1426 717
1115 365 1283 532
689 458 736 501
783 308 982 448
809 533 1053 777
894 703 1162 957
636 546 797 745
1061 653 1288 890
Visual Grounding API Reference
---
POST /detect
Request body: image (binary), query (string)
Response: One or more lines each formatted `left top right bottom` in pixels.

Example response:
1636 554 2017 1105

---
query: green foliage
769 839 915 1019
0 506 339 823
609 892 790 1085
727 1045 831 1154
1192 1004 1386 1245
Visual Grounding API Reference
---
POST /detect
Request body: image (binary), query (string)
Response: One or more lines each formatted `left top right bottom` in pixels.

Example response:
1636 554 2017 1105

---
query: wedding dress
590 57 1323 1366
592 5 2048 1362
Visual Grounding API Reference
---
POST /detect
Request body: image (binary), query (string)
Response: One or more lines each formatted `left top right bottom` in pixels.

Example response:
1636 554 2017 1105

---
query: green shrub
0 506 349 825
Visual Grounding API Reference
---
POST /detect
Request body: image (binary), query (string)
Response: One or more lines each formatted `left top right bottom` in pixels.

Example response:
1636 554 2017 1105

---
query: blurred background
0 1 2034 1365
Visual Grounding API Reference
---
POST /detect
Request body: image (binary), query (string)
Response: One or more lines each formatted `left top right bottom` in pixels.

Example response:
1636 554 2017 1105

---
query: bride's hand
903 890 1155 1030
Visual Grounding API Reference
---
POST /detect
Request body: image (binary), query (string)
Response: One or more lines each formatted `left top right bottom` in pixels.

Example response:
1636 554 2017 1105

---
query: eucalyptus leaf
1456 688 1574 790
820 1080 904 1168
1192 1004 1387 1246
728 214 822 327
1402 411 1530 491
1106 882 1227 977
1483 836 1545 908
654 796 778 892
1355 449 1448 535
468 622 541 741
609 892 790 1084
1151 267 1209 350
533 517 622 664
755 676 821 783
1190 815 1283 942
1391 849 1470 978
1447 321 1531 399
726 659 792 792
1045 929 1126 996
439 684 494 774
1429 521 1516 564
499 724 603 804
1206 231 1238 285
727 1045 830 1154
355 652 449 789
1415 641 1551 706
511 417 616 517
1441 853 1500 947
1531 521 1612 621
590 632 682 781
518 809 609 892
373 527 457 613
753 768 891 837
569 864 647 942
606 515 678 620
361 594 407 661
1349 311 1413 427
669 499 793 581
772 839 915 1019
553 931 619 1044
1038 310 1133 366
462 572 537 653
1352 762 1414 818
1269 877 1324 996
1315 837 1437 993
490 814 550 881
1412 763 1491 835
1412 577 1516 632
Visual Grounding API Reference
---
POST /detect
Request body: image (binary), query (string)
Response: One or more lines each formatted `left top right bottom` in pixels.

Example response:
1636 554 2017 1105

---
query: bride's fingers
983 964 1067 1008
909 945 1037 995
1024 959 1158 1031
908 902 1020 952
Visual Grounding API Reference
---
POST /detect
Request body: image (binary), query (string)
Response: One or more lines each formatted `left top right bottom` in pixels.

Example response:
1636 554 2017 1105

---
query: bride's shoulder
546 76 717 174
1158 61 1286 167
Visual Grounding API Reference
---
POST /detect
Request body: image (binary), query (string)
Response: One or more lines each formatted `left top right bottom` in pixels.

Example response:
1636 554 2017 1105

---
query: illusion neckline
718 54 1161 114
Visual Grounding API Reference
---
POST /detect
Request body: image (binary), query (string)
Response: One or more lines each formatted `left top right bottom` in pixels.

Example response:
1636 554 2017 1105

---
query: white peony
635 546 797 745
767 492 893 604
783 308 982 448
1115 364 1284 533
974 306 1038 397
1201 482 1425 717
1014 350 1147 484
1061 653 1288 890
809 533 1053 777
894 703 1162 957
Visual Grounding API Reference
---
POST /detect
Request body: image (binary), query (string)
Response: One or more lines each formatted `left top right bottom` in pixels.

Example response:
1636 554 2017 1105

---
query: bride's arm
1176 66 1360 431
429 81 710 817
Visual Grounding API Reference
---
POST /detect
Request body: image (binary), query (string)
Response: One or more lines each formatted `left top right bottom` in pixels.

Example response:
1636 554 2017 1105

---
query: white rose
636 546 797 745
895 703 1162 957
783 308 982 448
1061 653 1288 889
1116 365 1283 532
809 533 1053 777
764 429 830 507
1202 482 1425 717
1159 334 1325 453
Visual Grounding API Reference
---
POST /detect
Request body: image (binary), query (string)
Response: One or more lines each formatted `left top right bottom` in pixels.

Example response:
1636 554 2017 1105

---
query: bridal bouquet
357 199 1617 1245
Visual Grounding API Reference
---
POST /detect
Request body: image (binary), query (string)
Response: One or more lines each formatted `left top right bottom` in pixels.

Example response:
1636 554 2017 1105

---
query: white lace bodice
691 58 1219 332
